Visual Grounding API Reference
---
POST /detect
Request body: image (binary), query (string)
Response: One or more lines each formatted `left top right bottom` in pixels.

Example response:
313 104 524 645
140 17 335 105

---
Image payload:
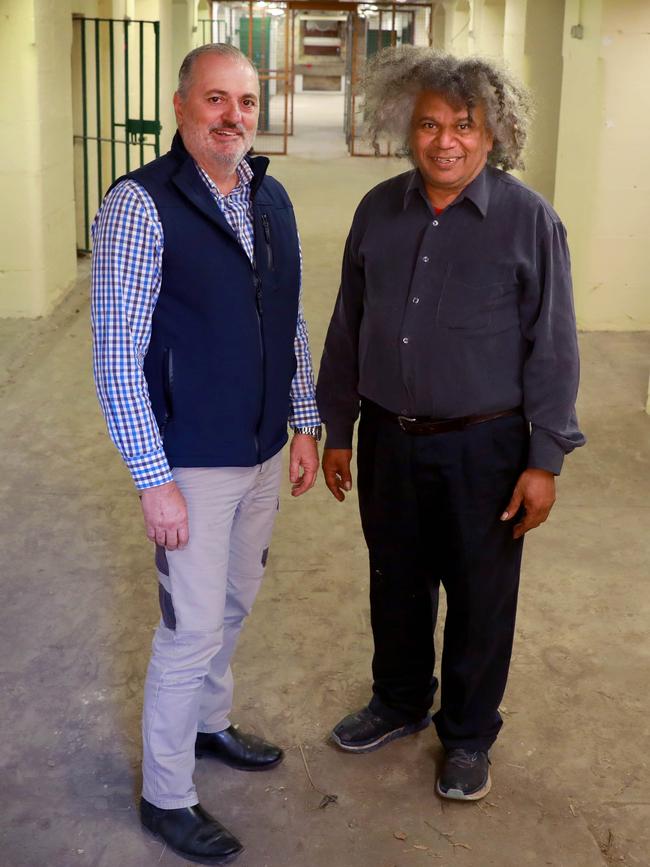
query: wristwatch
294 425 322 441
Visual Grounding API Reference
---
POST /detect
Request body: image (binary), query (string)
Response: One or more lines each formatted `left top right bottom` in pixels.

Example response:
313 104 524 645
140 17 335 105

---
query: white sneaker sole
435 768 492 801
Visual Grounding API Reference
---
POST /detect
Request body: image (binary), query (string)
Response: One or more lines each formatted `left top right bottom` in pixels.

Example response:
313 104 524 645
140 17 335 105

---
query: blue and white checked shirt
91 159 320 490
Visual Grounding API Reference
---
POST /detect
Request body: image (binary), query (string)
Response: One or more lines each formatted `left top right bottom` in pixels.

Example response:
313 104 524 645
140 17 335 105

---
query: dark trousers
357 401 528 752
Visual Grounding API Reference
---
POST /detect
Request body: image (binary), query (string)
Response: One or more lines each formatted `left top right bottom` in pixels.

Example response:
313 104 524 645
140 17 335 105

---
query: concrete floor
1 110 650 867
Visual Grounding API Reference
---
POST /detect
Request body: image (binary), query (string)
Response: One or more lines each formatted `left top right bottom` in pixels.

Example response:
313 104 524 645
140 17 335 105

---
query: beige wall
470 0 505 58
431 4 445 49
0 0 77 317
520 0 564 203
451 1 471 55
71 1 136 15
554 0 650 330
502 0 526 76
414 8 431 47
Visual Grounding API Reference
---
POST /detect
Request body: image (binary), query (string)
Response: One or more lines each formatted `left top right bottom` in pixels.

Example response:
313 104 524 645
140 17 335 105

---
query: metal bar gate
72 16 162 252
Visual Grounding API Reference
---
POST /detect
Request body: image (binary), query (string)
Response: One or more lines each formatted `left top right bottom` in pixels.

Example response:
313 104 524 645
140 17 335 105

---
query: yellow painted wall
0 0 77 317
520 0 564 202
555 0 650 330
158 0 180 154
414 8 430 47
502 0 526 77
451 1 471 55
470 0 504 58
71 1 136 17
432 4 445 49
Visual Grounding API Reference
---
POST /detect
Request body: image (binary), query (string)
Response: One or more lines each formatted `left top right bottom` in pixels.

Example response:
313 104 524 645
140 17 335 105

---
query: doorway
197 1 433 157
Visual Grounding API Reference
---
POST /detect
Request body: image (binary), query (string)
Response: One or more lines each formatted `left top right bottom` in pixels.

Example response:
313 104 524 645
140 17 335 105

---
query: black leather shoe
436 748 492 800
331 705 430 753
140 798 243 864
195 725 284 771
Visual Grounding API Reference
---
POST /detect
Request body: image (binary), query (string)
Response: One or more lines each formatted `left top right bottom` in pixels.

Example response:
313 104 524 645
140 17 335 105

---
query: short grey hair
363 47 532 171
177 43 258 99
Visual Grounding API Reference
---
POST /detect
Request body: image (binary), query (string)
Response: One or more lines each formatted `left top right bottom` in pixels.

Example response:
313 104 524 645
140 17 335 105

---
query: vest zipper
261 213 274 270
160 347 174 439
253 269 265 463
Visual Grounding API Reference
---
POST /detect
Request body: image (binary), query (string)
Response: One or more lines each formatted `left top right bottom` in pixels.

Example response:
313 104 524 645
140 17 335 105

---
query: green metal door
366 29 393 56
72 16 162 252
238 17 271 133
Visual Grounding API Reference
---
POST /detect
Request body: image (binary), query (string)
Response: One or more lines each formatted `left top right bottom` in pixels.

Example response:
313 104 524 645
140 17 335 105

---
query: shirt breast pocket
437 263 519 332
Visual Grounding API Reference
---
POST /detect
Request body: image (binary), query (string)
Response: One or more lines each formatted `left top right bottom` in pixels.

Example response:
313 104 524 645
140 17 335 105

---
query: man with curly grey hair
317 48 585 801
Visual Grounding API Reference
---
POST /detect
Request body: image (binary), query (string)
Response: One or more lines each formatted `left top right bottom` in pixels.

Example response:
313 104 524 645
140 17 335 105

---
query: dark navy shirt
316 165 586 474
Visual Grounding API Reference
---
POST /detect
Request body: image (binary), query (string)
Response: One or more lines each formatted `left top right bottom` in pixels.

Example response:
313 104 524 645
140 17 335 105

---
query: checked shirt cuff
289 395 321 430
125 449 174 491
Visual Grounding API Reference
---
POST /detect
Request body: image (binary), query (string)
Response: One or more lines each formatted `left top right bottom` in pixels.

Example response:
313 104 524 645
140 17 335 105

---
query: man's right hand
322 448 354 501
140 481 189 550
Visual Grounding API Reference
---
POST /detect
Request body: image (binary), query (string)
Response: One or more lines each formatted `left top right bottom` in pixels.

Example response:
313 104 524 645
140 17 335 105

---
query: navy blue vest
124 133 301 468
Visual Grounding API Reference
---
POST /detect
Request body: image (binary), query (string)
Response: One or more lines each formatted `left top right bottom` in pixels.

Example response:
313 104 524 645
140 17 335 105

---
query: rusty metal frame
215 0 432 157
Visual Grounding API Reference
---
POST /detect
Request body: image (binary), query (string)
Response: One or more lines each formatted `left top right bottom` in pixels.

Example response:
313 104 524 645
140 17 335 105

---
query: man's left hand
289 433 319 497
500 468 556 539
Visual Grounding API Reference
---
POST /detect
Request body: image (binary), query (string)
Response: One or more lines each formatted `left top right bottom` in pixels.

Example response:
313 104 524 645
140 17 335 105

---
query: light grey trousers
141 452 283 809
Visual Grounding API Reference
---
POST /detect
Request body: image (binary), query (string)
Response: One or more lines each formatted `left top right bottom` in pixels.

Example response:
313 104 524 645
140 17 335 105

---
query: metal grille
72 16 161 251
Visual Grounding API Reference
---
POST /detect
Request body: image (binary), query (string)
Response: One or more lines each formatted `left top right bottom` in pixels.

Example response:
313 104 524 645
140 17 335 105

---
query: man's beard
208 124 253 171
211 143 248 172
181 123 255 175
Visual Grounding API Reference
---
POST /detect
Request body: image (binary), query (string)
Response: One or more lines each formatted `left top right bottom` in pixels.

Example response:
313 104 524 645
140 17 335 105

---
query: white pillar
431 2 446 49
442 1 458 51
503 0 527 78
414 8 430 46
470 0 505 58
451 0 470 56
520 0 564 201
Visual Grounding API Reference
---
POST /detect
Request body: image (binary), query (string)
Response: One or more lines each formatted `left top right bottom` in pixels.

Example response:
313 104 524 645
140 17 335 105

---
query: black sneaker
436 748 491 800
331 705 430 753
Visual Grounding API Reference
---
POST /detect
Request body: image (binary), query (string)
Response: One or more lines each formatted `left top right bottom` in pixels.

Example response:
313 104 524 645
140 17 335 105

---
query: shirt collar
403 164 491 218
194 158 254 197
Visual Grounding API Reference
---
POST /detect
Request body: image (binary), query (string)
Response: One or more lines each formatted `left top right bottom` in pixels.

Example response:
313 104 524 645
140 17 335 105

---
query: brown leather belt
365 400 522 435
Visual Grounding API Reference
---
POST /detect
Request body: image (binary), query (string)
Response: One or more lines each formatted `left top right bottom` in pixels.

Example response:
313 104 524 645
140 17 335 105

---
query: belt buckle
397 415 416 431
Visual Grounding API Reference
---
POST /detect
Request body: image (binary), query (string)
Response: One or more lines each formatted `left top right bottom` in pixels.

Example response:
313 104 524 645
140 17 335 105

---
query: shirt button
432 220 439 226
422 256 430 263
412 296 420 304
402 337 409 344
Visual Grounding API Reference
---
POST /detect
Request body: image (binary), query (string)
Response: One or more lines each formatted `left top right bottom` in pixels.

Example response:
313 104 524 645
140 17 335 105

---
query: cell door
238 3 292 155
71 16 162 252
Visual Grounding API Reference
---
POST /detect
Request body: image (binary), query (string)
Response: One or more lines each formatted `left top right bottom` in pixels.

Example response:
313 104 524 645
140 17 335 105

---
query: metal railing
197 18 228 44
